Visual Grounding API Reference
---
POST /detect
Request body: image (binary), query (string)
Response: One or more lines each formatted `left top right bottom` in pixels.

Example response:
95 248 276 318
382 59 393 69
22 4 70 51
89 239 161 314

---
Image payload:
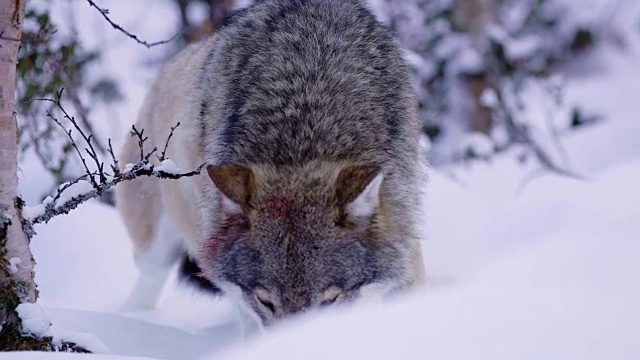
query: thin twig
131 125 147 161
159 122 180 161
66 86 106 153
108 139 120 177
46 110 97 188
130 125 160 162
145 147 158 162
85 0 178 48
543 81 571 167
38 89 107 184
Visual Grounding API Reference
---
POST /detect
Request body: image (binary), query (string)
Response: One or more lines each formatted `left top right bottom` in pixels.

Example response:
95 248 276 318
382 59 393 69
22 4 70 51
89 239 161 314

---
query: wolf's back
197 0 420 171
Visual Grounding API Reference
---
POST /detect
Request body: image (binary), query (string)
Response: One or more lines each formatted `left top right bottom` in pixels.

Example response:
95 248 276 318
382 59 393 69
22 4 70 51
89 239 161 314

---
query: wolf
115 0 427 328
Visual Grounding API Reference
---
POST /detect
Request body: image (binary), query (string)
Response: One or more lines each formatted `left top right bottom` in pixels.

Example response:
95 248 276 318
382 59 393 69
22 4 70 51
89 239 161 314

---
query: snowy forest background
2 0 640 358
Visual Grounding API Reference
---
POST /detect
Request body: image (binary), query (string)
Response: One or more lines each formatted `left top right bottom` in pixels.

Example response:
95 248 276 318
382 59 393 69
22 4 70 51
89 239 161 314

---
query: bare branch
85 0 178 48
26 159 205 228
24 95 204 232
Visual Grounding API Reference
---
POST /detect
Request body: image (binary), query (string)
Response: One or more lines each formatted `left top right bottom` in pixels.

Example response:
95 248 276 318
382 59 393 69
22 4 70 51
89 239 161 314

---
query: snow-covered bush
369 0 609 170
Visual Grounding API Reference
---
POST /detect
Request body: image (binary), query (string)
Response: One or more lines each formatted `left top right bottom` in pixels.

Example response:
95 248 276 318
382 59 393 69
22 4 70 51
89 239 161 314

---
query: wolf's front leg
121 213 183 312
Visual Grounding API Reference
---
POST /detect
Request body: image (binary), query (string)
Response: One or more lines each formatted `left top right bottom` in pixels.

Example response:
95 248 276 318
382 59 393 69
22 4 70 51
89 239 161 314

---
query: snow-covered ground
5 0 640 359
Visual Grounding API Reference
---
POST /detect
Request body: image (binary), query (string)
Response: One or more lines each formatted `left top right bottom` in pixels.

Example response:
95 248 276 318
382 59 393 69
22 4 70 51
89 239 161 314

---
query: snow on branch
85 0 178 48
23 89 204 236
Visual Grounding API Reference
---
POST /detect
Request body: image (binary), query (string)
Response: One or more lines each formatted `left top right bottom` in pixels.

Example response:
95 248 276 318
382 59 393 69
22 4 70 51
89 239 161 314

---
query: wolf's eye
319 286 343 307
254 288 277 315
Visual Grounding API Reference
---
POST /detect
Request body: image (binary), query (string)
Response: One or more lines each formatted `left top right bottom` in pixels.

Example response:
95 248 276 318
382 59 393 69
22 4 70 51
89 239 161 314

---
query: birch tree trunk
0 0 34 329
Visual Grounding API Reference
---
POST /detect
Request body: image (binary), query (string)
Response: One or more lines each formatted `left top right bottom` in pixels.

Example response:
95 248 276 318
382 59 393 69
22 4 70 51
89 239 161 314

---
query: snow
506 36 543 61
8 257 22 274
154 159 181 175
479 88 499 109
3 355 151 360
15 304 109 353
16 303 52 338
457 132 494 158
217 160 640 360
25 180 96 223
448 43 484 74
53 331 110 354
21 198 241 358
55 181 96 208
6 0 640 359
24 197 53 222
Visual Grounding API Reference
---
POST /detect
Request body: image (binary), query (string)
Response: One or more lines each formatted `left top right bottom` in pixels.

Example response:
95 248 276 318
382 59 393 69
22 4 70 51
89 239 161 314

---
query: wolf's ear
207 164 255 214
335 165 383 219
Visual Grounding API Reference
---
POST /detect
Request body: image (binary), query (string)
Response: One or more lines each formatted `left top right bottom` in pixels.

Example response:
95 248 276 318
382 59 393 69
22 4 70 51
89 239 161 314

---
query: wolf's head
198 162 411 326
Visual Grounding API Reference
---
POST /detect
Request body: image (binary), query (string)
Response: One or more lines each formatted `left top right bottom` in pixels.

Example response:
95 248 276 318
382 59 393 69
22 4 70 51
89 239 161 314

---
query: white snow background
5 0 640 359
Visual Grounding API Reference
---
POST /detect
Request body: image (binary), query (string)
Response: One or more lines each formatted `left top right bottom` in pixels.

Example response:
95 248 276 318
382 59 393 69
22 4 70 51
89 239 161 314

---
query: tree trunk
452 0 495 34
0 0 34 329
178 0 235 43
453 0 497 135
208 0 234 32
